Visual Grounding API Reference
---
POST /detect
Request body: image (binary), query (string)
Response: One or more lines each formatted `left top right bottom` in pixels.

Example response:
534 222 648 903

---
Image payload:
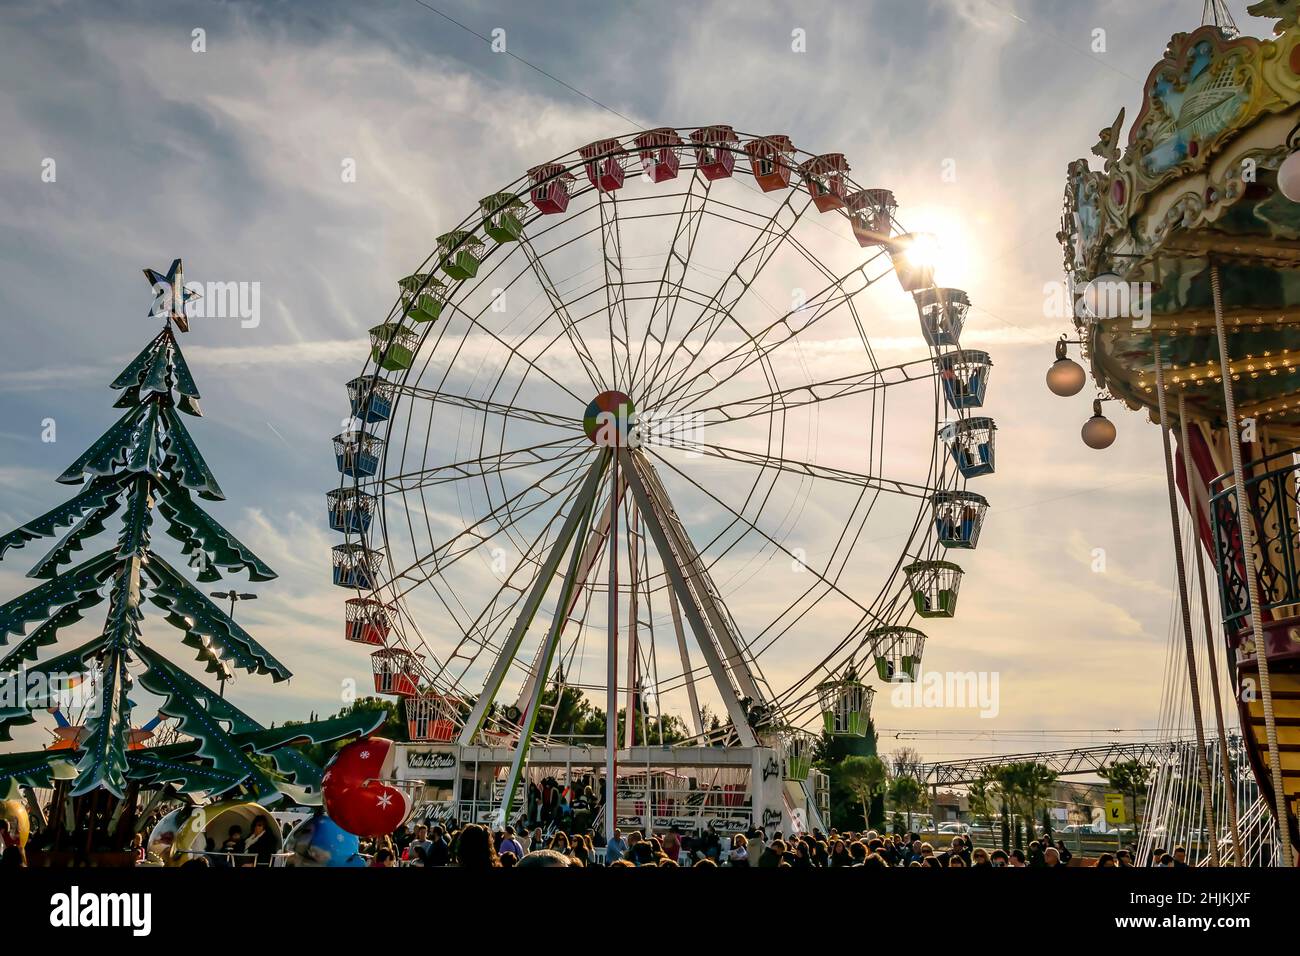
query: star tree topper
143 258 202 333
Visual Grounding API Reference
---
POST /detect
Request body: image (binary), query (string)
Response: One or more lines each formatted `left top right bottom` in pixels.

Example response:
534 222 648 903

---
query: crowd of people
359 821 1165 868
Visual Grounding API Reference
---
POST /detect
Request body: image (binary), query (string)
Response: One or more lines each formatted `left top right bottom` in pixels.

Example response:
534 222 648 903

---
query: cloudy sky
0 0 1257 763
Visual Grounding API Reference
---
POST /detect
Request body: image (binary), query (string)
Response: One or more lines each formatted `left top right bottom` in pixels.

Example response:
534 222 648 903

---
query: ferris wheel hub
583 390 637 446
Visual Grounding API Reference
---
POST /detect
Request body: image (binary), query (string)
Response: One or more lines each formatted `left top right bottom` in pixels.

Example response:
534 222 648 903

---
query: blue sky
0 0 1261 761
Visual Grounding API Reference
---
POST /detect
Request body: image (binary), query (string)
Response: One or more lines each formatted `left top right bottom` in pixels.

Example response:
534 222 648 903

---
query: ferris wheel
327 126 995 821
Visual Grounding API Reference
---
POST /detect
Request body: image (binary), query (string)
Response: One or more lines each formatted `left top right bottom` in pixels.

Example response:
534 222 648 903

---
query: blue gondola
327 488 375 534
940 417 996 479
935 349 993 409
914 287 970 347
347 376 395 424
332 543 382 590
931 490 990 549
334 430 385 479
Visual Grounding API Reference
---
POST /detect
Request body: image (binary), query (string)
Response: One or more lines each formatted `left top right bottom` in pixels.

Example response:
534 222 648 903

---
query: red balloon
322 737 412 838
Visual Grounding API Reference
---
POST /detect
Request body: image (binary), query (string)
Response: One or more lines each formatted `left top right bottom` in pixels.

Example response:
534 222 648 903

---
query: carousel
326 125 996 839
1052 1 1300 864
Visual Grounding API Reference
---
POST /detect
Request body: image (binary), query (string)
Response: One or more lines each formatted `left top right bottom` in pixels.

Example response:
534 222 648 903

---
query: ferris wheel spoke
518 237 606 394
654 250 891 419
438 297 591 408
639 446 886 623
374 436 588 495
664 354 937 433
649 435 934 499
387 383 578 432
381 447 594 602
639 189 807 409
596 190 634 392
630 171 711 394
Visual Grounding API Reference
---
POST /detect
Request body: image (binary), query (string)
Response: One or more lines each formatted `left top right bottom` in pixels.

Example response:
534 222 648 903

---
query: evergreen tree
0 259 380 811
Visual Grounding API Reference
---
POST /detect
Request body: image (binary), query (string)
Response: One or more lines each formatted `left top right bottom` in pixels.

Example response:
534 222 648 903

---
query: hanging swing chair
931 490 989 549
939 416 997 479
935 349 993 409
436 230 486 280
347 376 396 424
369 323 420 372
866 626 927 682
326 487 376 535
332 543 384 590
371 647 422 697
479 192 527 243
405 691 460 742
333 429 385 479
913 287 969 345
781 728 818 782
904 560 964 619
815 674 876 737
398 273 447 323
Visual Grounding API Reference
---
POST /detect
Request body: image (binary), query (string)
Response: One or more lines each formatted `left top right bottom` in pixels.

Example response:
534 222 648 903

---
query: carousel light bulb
1046 338 1086 396
1081 399 1117 449
1279 150 1300 203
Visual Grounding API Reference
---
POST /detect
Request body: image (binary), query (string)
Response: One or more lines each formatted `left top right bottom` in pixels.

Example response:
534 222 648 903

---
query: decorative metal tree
0 259 381 828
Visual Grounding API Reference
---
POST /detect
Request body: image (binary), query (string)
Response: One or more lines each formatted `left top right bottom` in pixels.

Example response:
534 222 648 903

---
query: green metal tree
0 259 380 806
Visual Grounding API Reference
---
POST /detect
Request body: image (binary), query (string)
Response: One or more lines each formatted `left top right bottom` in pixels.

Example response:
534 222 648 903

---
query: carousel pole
1178 393 1245 866
1210 261 1295 866
1152 335 1220 865
605 447 619 843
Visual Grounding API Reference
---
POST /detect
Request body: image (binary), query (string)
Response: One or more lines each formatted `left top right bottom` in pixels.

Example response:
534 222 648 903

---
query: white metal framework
329 127 994 836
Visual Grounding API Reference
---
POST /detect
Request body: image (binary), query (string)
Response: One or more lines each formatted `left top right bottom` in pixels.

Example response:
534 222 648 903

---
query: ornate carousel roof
1059 8 1300 438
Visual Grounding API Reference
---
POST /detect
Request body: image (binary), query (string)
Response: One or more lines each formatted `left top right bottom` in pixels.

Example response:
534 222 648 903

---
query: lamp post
210 590 256 697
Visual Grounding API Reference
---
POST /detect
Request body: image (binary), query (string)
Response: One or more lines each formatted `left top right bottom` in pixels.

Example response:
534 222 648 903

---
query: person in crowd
517 848 571 868
1115 849 1133 868
989 849 1008 867
242 816 278 867
1172 846 1189 867
457 823 501 869
1043 846 1064 868
605 828 627 866
498 825 524 860
1095 853 1116 867
661 825 682 863
728 832 749 867
370 848 396 867
220 824 245 858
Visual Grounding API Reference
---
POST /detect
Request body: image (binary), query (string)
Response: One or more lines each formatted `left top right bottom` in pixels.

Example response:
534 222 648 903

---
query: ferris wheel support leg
606 451 620 842
1210 262 1296 866
1179 393 1245 867
1153 340 1220 866
668 589 706 739
496 480 601 831
456 451 611 748
618 448 758 747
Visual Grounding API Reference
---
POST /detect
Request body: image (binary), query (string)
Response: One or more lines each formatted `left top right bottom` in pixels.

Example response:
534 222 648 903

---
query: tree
1100 759 1151 831
1021 762 1058 842
888 774 925 833
989 764 1025 851
0 260 380 842
839 755 888 828
966 773 996 830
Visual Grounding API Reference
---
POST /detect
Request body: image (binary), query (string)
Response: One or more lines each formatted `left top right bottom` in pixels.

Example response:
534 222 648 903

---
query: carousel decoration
0 259 382 857
1052 4 1300 863
327 125 995 838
